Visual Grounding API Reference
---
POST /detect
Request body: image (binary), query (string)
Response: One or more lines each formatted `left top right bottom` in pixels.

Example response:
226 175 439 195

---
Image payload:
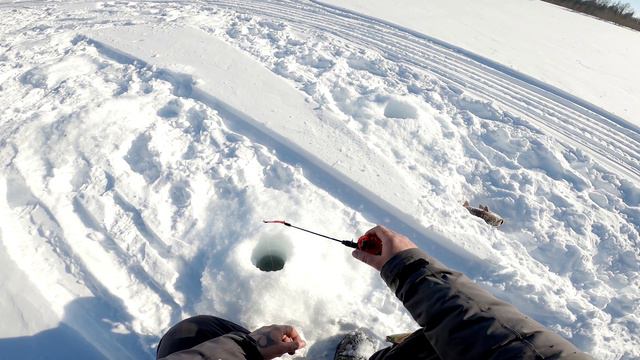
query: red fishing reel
357 233 383 255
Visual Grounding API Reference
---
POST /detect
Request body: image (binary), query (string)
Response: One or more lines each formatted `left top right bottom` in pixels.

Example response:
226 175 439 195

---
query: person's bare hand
352 225 417 271
249 324 306 359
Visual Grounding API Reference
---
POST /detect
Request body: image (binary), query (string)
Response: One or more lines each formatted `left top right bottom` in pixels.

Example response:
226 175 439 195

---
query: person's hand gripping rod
262 220 383 255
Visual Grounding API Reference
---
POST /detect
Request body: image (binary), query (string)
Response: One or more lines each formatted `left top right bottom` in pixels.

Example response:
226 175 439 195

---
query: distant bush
542 0 640 31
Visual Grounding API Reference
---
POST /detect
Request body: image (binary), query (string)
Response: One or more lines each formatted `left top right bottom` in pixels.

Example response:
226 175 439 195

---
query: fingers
357 225 417 271
352 249 382 271
365 224 386 237
287 327 305 347
365 225 394 243
278 325 306 352
281 339 300 355
352 248 370 264
281 325 297 337
250 324 306 359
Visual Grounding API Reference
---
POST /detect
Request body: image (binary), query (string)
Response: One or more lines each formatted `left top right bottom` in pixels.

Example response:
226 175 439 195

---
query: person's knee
163 315 250 340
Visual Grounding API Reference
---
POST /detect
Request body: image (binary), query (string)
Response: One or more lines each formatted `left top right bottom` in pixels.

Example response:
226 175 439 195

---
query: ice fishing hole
256 254 285 272
252 235 293 272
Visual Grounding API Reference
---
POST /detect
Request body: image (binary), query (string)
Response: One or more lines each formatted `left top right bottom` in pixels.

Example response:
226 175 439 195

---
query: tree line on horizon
542 0 640 31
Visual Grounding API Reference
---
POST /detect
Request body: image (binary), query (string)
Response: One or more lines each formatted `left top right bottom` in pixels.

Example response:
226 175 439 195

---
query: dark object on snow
256 254 285 272
334 330 376 360
384 332 412 345
156 315 261 359
156 251 592 360
463 200 504 227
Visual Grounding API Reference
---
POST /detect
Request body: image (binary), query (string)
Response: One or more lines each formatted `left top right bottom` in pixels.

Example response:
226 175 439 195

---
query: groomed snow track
207 0 640 183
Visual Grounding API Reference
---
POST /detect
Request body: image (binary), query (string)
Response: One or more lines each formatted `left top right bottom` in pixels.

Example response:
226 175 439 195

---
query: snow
317 0 640 125
0 1 638 360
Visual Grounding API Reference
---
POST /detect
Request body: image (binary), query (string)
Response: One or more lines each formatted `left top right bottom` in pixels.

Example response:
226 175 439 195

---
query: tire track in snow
73 190 183 325
12 168 182 330
253 1 638 159
311 0 640 157
2 169 148 359
205 0 640 183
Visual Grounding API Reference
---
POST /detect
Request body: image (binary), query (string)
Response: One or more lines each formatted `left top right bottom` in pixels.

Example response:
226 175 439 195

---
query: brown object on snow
463 200 504 227
386 332 413 345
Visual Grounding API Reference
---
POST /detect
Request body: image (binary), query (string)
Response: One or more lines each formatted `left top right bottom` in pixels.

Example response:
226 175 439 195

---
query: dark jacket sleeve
380 248 592 359
159 332 262 360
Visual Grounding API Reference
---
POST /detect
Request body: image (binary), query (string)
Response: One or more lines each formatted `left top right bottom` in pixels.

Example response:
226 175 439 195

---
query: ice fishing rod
262 220 382 255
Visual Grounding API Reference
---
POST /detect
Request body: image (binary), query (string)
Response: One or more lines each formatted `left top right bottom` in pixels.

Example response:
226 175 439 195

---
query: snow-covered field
0 1 638 359
319 0 640 124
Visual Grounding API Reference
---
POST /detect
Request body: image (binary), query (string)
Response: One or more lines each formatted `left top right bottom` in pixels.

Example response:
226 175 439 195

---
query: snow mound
383 97 418 119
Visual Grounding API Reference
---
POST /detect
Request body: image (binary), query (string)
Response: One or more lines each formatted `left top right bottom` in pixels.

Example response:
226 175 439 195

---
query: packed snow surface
318 0 640 125
0 1 639 360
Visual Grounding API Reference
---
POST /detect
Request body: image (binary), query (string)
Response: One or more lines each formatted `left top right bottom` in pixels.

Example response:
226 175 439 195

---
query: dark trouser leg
368 330 440 360
156 315 251 359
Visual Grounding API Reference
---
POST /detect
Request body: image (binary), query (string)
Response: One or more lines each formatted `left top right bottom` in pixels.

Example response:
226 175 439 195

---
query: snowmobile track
206 0 640 182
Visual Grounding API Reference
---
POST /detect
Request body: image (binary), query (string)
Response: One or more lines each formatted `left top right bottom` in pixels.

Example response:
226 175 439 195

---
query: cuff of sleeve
228 332 263 360
381 248 431 292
